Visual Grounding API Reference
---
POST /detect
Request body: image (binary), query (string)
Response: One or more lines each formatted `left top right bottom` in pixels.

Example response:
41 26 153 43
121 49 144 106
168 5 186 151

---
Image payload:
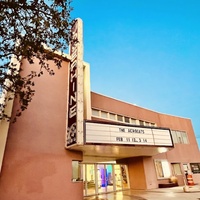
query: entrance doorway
83 163 129 197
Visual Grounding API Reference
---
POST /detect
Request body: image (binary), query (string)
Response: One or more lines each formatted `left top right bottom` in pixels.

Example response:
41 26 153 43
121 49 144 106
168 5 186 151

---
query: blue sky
71 0 200 147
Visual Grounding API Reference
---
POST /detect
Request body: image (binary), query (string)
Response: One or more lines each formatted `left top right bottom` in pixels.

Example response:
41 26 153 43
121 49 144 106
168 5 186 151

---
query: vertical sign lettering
66 19 83 147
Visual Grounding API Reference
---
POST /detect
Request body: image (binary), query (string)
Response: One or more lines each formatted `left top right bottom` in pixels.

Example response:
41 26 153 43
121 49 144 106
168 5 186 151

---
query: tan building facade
0 19 200 199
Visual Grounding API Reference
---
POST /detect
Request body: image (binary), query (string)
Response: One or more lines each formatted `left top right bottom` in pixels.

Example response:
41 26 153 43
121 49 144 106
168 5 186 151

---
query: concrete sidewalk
84 185 200 200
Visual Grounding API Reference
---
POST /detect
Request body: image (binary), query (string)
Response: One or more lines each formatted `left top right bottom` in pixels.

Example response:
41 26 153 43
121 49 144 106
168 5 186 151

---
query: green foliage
0 0 73 122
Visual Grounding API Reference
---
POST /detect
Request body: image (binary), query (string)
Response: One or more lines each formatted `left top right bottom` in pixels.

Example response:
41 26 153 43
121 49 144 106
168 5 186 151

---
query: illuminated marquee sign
85 121 173 147
66 19 84 147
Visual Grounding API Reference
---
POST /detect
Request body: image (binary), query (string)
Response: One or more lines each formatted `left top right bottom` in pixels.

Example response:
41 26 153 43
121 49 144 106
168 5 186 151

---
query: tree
0 0 74 122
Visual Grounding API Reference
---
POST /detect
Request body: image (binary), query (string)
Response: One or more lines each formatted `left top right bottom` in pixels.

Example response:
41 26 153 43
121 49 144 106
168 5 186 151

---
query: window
130 118 136 125
171 130 189 144
91 109 158 128
183 164 189 172
171 131 178 143
101 111 108 118
155 160 171 179
171 163 182 175
117 115 123 122
72 161 83 182
139 120 144 126
190 163 200 174
92 109 99 117
109 113 116 120
124 117 130 123
182 131 189 144
177 131 183 143
145 122 149 126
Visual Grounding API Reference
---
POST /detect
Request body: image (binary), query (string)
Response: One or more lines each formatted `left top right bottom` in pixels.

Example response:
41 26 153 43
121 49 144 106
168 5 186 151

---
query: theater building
1 19 200 200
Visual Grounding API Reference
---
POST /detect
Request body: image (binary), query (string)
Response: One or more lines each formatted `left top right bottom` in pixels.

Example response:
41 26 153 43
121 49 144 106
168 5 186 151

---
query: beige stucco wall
0 97 14 173
0 56 20 174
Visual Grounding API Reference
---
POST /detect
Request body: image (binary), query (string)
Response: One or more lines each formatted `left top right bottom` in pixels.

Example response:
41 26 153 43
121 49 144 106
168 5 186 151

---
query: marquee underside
69 144 173 162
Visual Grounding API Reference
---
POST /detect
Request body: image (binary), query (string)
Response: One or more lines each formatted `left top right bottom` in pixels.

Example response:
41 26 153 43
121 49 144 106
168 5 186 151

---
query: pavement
84 185 200 200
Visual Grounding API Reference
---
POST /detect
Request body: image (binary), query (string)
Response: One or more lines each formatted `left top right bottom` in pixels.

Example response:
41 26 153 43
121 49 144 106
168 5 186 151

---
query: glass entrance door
114 164 123 191
97 164 106 194
84 164 96 196
83 163 129 197
97 164 114 194
106 164 114 193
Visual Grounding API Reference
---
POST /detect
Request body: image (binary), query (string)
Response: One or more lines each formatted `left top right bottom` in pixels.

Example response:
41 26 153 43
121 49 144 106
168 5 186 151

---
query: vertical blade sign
66 19 84 147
